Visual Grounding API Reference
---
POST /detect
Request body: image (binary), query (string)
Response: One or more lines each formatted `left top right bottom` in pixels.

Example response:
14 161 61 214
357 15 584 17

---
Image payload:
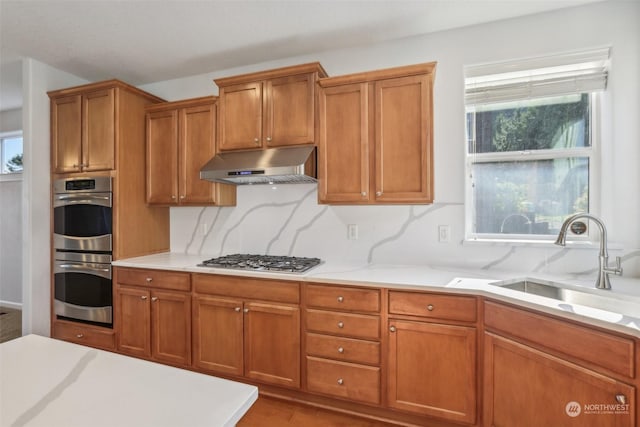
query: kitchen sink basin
490 279 640 318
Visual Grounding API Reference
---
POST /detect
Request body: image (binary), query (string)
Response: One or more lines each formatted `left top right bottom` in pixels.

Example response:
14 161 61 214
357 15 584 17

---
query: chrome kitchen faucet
554 213 623 290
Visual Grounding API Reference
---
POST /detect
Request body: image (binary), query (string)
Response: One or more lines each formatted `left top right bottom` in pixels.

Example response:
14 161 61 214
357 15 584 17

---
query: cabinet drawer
484 301 635 379
306 309 379 340
53 321 115 350
389 291 477 322
193 274 299 304
307 356 380 405
306 333 380 365
116 268 190 291
306 284 380 313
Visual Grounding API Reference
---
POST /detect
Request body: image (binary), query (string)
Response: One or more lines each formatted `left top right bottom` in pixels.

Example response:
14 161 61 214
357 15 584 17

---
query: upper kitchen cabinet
214 62 328 151
317 63 436 204
50 80 163 174
145 97 236 206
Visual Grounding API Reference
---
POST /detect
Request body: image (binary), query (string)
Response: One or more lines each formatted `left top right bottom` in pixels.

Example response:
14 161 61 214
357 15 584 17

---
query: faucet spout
554 213 622 290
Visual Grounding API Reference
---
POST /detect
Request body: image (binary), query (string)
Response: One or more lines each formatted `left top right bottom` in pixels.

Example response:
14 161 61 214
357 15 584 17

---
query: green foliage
6 153 23 172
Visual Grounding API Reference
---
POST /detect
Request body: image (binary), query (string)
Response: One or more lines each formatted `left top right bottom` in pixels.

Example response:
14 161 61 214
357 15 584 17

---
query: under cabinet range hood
200 145 317 185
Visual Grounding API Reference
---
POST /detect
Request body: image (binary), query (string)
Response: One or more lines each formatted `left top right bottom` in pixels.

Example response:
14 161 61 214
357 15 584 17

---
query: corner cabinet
483 301 636 427
317 63 436 204
145 97 236 206
192 274 301 389
114 267 192 367
50 87 116 173
215 62 327 151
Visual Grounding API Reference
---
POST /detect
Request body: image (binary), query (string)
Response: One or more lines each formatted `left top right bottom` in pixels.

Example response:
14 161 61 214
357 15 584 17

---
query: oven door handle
53 194 112 208
55 263 112 279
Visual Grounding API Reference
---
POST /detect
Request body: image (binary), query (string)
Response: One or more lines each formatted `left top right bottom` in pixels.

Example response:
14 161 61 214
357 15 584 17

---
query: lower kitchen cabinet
115 268 191 367
192 295 301 388
484 333 635 427
387 319 477 424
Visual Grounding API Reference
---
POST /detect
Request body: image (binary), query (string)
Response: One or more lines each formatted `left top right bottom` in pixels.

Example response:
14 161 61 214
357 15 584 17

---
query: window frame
0 131 24 181
464 93 600 243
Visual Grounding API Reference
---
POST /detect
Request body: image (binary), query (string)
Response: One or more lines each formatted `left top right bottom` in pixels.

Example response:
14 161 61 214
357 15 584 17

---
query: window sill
0 173 23 182
463 238 623 250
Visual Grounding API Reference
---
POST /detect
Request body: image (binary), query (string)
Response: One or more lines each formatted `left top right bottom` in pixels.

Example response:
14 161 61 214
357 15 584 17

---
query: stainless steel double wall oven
53 176 113 326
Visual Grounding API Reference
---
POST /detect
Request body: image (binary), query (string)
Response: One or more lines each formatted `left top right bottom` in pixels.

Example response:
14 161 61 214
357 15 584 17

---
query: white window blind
465 47 610 105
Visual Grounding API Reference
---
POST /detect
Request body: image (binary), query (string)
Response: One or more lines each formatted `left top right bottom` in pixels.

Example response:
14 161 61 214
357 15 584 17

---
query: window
464 49 609 240
1 132 23 174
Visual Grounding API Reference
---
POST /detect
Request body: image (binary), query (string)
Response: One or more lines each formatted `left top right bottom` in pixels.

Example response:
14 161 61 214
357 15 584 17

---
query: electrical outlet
438 225 450 243
347 224 359 240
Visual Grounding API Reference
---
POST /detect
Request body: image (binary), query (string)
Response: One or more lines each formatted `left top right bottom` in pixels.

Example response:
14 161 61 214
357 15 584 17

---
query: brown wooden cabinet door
151 290 191 366
218 82 263 151
375 74 433 203
146 110 178 204
265 73 315 147
317 83 370 203
51 95 82 173
192 295 244 376
387 320 476 424
83 88 115 171
116 286 151 358
244 301 300 388
484 333 635 427
179 104 216 204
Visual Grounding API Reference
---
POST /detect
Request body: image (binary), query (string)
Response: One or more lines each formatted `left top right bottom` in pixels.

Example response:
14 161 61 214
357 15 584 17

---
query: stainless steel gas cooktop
198 254 322 273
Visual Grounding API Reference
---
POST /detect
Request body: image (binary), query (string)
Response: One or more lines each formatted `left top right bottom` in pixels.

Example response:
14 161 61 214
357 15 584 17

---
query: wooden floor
0 306 21 343
238 395 396 427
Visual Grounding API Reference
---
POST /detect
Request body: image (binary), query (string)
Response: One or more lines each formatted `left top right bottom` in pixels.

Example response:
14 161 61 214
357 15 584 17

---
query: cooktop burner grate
198 254 322 273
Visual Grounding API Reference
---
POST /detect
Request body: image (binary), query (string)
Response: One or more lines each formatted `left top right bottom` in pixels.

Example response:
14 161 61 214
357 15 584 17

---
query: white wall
21 59 88 336
0 108 22 132
0 178 22 307
142 1 640 278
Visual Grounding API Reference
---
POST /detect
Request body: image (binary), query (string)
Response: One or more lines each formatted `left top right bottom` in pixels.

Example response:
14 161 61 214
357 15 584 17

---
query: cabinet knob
337 378 344 385
141 295 148 300
427 304 434 311
376 191 382 197
389 326 396 332
337 296 344 303
76 334 84 338
180 195 185 199
338 347 344 354
243 308 249 313
146 277 153 282
254 138 260 143
616 394 627 405
151 297 158 302
361 192 367 197
234 307 241 312
72 164 79 168
337 321 344 329
266 137 272 142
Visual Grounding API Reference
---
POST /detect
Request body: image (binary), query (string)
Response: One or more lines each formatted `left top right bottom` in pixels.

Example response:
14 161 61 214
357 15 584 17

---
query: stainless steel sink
490 279 640 318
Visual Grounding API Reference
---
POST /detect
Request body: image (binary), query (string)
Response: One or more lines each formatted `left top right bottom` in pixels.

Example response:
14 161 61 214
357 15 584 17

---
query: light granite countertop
0 334 258 427
113 252 640 337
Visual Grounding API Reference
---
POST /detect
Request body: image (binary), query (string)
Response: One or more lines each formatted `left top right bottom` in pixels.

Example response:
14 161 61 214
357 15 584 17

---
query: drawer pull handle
427 304 434 311
338 347 344 354
76 334 84 338
151 297 158 302
616 394 627 405
337 296 344 303
146 277 153 282
141 295 148 300
337 321 344 329
337 378 344 385
234 307 241 312
389 326 396 332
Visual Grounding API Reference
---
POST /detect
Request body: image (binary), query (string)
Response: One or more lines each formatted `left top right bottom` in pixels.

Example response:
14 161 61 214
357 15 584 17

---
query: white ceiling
0 0 603 111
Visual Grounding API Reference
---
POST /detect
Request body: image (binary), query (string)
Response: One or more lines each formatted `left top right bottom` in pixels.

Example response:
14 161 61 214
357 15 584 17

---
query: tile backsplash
171 184 639 278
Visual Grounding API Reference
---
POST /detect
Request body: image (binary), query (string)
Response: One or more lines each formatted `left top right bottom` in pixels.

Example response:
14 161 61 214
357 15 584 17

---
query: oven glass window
54 271 112 307
54 204 112 237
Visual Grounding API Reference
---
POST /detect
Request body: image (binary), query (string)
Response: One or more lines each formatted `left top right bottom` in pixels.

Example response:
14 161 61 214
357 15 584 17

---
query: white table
0 335 258 427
